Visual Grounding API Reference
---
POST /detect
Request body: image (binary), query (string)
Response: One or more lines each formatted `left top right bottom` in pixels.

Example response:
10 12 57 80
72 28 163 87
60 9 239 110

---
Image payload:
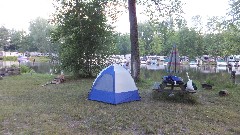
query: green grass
2 56 50 62
3 56 17 61
29 56 51 62
0 73 240 134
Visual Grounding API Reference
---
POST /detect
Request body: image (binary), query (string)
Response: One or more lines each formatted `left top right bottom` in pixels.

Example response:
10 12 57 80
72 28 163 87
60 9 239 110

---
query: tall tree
128 0 140 81
0 26 10 51
224 0 240 54
51 0 115 77
138 22 163 55
177 27 203 59
157 20 175 55
29 17 53 53
228 0 240 25
18 34 35 52
138 22 155 55
206 16 225 34
222 24 240 55
191 15 203 32
140 0 184 55
115 33 131 55
8 30 26 51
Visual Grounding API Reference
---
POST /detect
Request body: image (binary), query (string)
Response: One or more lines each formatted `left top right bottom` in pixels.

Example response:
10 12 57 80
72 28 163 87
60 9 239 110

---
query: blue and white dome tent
88 64 140 104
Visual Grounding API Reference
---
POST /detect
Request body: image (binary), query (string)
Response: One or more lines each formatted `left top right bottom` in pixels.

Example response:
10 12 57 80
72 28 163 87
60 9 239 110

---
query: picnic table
160 75 185 91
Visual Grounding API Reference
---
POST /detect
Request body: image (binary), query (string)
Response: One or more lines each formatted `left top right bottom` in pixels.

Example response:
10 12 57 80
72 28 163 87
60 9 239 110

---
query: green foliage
119 15 240 58
28 17 57 53
140 0 183 23
137 0 184 56
51 0 115 77
7 30 26 51
0 17 55 53
150 35 163 54
138 22 155 55
228 0 240 25
18 34 35 52
137 21 166 56
176 27 204 58
20 65 32 73
0 26 10 50
115 33 131 55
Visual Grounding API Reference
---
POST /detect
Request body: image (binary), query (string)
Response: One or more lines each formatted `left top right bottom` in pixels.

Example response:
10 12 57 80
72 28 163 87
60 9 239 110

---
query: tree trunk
128 0 140 81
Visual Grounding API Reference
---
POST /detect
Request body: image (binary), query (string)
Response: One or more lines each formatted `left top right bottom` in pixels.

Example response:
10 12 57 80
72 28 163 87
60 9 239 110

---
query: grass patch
29 56 50 62
3 56 17 61
0 72 240 134
152 91 199 104
2 56 50 63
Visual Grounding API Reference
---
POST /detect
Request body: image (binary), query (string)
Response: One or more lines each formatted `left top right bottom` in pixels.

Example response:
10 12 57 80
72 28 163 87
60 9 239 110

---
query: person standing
33 58 35 65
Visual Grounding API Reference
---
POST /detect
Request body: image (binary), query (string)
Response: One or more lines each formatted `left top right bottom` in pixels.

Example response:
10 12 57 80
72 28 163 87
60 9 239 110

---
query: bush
20 65 32 73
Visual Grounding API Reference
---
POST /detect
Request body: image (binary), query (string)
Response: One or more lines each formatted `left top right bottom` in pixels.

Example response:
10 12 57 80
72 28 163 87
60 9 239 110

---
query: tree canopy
51 0 115 77
0 26 10 51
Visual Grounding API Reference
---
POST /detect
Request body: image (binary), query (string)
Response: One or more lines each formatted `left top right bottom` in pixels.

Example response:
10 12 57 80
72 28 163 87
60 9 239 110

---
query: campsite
0 69 240 134
1 0 240 134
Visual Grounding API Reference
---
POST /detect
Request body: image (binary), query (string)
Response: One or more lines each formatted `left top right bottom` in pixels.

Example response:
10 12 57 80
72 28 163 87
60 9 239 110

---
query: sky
114 0 230 33
0 0 230 33
182 0 229 26
183 0 229 18
0 0 54 31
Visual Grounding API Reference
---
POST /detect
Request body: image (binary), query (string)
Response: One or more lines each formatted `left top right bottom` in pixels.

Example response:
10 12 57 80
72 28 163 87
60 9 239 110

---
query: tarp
167 44 180 73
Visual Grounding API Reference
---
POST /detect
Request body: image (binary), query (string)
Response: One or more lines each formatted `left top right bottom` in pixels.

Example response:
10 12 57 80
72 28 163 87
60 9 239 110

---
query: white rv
227 55 240 67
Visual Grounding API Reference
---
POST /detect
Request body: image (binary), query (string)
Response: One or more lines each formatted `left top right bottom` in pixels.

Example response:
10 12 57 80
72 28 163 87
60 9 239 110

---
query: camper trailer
227 55 240 67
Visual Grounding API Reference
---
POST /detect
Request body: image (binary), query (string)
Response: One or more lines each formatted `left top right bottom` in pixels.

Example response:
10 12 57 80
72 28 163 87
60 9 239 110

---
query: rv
227 55 240 67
